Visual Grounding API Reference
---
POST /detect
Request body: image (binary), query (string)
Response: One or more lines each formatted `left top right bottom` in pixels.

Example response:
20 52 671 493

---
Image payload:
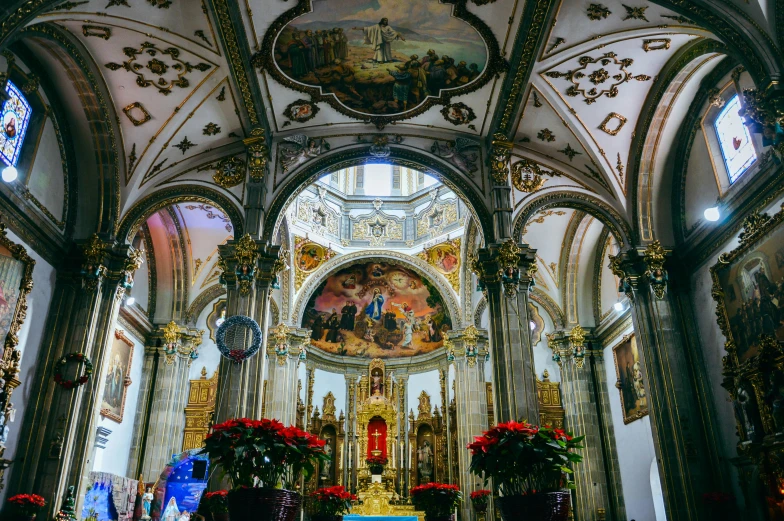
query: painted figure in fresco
372 264 383 277
340 301 354 330
353 18 405 63
325 310 341 343
142 488 153 519
342 275 357 289
401 317 413 348
366 288 385 320
311 315 324 341
388 67 411 110
436 248 458 273
287 32 308 78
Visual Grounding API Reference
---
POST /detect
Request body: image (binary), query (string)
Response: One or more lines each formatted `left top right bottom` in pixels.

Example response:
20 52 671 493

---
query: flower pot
369 465 384 475
472 504 488 514
228 488 302 521
497 492 570 521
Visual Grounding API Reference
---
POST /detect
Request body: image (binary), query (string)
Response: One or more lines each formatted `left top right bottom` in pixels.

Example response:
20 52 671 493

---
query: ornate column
548 327 612 521
304 364 315 431
127 340 159 479
7 236 143 516
448 326 490 521
344 374 359 492
474 240 540 424
610 242 723 521
137 323 203 481
212 236 286 422
263 324 308 425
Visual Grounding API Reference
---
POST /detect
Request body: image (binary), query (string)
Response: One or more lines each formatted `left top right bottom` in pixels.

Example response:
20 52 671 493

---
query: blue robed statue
365 288 385 320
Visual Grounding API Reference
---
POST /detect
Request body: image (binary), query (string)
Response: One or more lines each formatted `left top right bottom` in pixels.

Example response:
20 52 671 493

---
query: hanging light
2 165 18 183
703 206 720 222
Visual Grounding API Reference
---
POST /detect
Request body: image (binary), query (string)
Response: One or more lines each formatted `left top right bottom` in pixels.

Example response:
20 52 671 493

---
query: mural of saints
302 261 451 359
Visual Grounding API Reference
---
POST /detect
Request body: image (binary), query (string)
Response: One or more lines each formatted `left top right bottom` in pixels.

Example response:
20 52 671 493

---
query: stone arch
291 250 463 329
513 191 632 249
116 185 244 244
14 23 123 238
626 38 730 244
184 285 226 325
262 145 493 245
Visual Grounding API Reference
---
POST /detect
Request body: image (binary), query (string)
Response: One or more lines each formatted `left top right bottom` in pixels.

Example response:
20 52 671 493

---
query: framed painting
612 333 648 424
100 330 134 422
711 206 784 363
0 222 34 357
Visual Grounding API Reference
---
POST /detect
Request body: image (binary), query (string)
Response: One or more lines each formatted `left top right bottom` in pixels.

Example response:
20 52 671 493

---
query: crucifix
371 429 382 450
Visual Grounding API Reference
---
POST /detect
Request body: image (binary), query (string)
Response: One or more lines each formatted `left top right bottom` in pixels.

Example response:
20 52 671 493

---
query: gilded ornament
203 122 221 136
537 128 556 142
194 30 212 47
621 4 648 21
81 234 106 291
642 38 671 52
82 25 112 40
547 38 565 54
738 211 773 246
213 156 245 188
546 52 652 105
740 88 784 152
643 240 668 300
490 132 513 184
558 143 582 161
235 234 259 296
586 3 611 20
147 0 172 8
418 239 461 292
122 102 151 126
661 14 695 24
599 112 627 136
511 158 560 193
173 136 196 155
708 89 725 108
244 128 268 182
569 324 587 368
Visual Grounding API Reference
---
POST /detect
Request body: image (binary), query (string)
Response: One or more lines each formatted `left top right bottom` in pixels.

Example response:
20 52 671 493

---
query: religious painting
612 334 648 425
0 80 32 167
415 423 435 485
317 425 338 486
418 239 460 291
206 299 227 342
283 99 320 123
301 261 452 359
296 241 330 273
262 0 503 125
440 102 476 126
0 243 25 349
712 213 784 362
100 330 134 423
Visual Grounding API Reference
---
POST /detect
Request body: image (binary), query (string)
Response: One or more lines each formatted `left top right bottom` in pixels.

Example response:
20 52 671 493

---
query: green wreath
53 353 93 390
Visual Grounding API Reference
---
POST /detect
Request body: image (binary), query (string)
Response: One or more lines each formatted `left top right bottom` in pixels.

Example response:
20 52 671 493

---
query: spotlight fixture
614 301 625 312
125 296 136 306
1 165 18 183
703 206 720 222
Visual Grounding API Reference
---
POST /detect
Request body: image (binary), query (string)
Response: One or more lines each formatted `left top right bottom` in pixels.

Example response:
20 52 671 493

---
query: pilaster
127 343 158 479
474 240 539 424
610 243 722 521
448 326 490 521
344 373 359 493
263 324 309 425
7 236 143 517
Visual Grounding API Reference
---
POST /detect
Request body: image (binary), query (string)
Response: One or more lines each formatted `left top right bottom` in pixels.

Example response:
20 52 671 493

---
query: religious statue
142 487 154 519
163 497 179 521
321 440 333 479
417 440 433 482
371 371 384 396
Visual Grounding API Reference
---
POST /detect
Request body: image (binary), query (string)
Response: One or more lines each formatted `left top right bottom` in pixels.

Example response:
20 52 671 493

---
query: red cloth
367 418 387 459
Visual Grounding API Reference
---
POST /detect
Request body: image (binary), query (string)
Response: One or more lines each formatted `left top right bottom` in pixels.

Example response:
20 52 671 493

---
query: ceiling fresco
260 0 503 126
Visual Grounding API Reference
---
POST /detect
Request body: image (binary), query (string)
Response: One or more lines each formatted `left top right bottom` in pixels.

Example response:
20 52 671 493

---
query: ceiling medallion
173 136 196 154
105 42 212 95
642 38 671 52
440 102 477 128
599 112 627 136
213 156 246 188
537 128 556 142
511 158 561 193
258 0 505 129
545 52 651 105
282 99 320 124
203 122 222 136
586 3 611 20
122 102 152 126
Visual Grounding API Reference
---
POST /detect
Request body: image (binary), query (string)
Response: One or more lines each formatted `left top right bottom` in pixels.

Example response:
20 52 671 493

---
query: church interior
0 0 783 520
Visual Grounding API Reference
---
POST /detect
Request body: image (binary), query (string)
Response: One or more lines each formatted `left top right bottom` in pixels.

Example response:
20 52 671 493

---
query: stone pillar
395 374 408 494
549 328 611 521
7 236 143 516
610 242 723 521
474 240 540 424
213 237 285 422
138 324 203 481
127 342 158 479
449 326 490 521
304 364 314 431
263 324 308 425
344 374 359 493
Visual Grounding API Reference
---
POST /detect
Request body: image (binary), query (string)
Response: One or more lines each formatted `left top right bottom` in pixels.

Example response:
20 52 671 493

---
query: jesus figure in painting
353 18 405 63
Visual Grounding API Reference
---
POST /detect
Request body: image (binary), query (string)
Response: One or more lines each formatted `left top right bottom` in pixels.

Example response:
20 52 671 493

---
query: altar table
343 514 419 521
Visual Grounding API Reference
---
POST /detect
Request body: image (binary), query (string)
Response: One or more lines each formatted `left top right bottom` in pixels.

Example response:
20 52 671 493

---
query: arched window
0 79 32 168
714 94 756 184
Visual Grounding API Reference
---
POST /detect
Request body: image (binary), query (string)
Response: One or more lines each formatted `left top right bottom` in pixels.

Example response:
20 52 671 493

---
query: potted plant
200 417 328 521
202 491 229 521
468 421 584 521
470 490 491 514
409 483 461 521
365 455 388 475
7 494 46 521
309 486 357 521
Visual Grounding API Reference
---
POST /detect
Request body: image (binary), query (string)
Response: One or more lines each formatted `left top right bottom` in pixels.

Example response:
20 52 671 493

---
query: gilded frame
611 332 649 425
257 0 507 129
710 204 784 368
100 329 134 423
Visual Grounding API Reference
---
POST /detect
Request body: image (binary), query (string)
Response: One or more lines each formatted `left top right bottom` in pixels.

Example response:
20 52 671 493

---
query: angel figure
280 135 331 172
431 138 480 175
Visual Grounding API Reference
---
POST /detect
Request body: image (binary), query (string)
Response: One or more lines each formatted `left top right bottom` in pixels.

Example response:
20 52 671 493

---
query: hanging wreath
216 315 263 363
53 353 94 390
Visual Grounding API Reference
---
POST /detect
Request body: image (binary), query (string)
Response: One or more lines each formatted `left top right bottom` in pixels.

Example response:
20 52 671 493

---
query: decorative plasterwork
545 52 651 105
293 235 336 291
122 102 151 126
295 194 339 238
351 211 404 247
257 0 506 128
416 199 458 238
599 112 627 136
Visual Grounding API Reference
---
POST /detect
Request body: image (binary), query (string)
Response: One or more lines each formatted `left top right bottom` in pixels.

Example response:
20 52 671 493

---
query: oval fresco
301 261 452 359
264 0 500 123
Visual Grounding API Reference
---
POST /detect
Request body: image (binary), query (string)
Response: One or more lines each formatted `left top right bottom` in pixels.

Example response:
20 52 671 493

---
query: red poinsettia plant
410 483 462 518
200 417 328 490
202 490 229 514
470 489 491 508
366 455 388 473
8 494 46 516
468 421 584 496
310 486 357 517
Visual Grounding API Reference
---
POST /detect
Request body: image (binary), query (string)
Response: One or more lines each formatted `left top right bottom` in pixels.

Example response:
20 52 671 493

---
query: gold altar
351 482 424 520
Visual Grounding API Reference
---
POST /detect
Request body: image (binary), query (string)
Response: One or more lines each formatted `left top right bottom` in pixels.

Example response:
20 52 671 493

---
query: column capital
155 321 204 365
446 325 489 368
78 235 144 298
474 240 537 297
218 238 288 294
266 323 309 366
489 132 513 185
243 127 268 183
547 325 595 369
608 240 671 301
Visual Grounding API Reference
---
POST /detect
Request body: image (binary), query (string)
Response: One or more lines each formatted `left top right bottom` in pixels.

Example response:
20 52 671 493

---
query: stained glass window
714 94 756 183
0 80 32 168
